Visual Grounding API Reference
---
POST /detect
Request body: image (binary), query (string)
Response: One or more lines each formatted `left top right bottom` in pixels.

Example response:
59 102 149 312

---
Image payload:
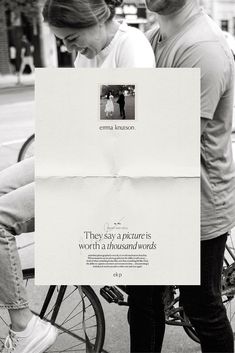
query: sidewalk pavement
0 73 35 90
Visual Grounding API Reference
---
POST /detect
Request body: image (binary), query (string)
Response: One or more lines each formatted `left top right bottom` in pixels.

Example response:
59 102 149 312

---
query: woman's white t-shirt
74 22 155 68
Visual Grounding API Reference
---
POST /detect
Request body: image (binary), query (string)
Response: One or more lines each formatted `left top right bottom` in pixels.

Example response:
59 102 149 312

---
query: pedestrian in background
17 35 34 84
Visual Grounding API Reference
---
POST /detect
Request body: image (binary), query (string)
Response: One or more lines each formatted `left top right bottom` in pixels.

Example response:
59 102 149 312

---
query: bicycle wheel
0 271 105 353
221 240 235 339
17 134 35 162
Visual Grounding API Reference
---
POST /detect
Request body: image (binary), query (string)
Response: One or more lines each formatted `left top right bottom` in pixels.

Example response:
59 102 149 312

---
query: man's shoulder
179 11 228 50
150 10 228 52
179 11 230 55
155 10 232 68
176 12 233 68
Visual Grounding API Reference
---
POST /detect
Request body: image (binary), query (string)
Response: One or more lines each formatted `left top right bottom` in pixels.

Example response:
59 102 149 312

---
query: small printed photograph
100 85 135 120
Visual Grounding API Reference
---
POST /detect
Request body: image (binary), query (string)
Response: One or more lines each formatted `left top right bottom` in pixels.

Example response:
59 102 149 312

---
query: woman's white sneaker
1 315 58 353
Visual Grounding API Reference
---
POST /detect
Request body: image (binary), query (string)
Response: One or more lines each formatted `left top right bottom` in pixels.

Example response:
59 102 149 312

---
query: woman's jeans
0 158 34 309
128 232 234 353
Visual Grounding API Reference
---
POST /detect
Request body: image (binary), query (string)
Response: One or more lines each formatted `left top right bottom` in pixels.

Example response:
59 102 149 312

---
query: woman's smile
50 25 106 59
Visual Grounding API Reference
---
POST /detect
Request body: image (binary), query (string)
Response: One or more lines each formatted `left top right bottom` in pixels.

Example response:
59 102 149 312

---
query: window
221 19 229 32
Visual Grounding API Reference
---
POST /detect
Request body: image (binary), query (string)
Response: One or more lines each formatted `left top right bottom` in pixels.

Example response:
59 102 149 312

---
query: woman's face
50 24 107 59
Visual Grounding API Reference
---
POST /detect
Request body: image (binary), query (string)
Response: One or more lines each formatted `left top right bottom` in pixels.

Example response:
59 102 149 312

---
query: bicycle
0 261 105 352
99 235 235 345
1 239 234 353
14 135 235 351
15 135 107 352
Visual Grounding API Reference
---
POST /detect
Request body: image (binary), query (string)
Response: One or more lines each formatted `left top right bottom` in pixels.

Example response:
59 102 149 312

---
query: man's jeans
0 158 34 309
128 232 234 353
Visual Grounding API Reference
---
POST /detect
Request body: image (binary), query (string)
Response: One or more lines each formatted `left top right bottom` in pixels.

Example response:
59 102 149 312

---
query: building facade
202 0 235 35
1 0 235 75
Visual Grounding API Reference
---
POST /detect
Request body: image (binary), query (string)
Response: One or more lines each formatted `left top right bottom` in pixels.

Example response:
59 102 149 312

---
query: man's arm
178 42 231 133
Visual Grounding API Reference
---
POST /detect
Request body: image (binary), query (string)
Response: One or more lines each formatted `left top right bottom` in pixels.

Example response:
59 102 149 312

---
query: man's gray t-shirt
148 9 235 240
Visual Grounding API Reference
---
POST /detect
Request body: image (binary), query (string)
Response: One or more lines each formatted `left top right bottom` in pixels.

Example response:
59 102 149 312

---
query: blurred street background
1 1 235 352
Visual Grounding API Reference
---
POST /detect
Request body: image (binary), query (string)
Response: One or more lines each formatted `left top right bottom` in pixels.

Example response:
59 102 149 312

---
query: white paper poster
35 68 200 285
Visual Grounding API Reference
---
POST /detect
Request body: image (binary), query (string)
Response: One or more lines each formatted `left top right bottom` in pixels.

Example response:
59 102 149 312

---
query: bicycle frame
100 243 235 330
19 235 235 349
23 268 67 325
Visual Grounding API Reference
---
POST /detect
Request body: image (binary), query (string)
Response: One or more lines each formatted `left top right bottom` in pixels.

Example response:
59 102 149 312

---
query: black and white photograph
1 0 235 353
100 85 135 120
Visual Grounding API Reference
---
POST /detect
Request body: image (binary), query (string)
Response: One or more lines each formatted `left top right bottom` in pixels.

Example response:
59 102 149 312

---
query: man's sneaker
1 315 58 353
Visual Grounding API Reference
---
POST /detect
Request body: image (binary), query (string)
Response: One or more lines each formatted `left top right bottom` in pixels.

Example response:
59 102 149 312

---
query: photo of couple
100 85 135 120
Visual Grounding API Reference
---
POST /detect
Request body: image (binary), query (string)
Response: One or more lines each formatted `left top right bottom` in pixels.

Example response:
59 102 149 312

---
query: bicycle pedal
100 286 124 304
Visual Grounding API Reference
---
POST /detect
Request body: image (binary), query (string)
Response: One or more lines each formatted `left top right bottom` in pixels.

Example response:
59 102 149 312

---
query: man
128 0 235 352
117 90 126 118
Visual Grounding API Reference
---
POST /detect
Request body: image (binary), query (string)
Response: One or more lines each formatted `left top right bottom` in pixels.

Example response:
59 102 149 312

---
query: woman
105 92 114 118
0 1 155 352
42 0 155 68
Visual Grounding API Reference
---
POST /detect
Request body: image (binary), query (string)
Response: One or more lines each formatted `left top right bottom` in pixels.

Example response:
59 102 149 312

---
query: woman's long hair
43 0 123 29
